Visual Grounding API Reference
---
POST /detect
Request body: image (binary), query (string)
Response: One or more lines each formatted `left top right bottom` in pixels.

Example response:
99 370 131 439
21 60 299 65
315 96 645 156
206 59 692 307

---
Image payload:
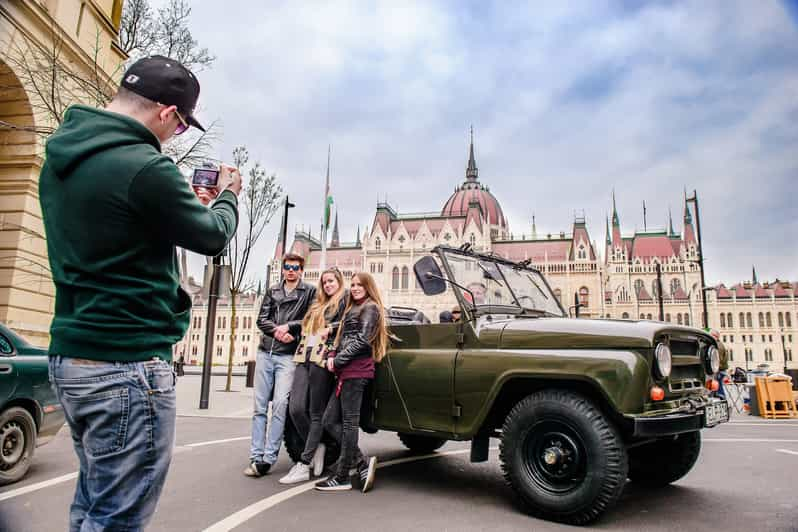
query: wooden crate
755 377 798 419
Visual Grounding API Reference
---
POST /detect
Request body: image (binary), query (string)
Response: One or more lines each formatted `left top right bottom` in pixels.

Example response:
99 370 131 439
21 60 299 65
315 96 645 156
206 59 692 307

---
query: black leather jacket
333 300 380 369
257 281 316 355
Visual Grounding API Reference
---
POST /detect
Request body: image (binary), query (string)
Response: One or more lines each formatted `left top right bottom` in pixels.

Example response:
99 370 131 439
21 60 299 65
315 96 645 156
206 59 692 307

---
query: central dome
441 131 507 229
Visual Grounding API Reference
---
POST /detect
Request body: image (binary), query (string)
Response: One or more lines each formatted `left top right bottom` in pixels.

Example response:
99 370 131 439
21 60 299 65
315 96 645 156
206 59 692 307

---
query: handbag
293 329 337 367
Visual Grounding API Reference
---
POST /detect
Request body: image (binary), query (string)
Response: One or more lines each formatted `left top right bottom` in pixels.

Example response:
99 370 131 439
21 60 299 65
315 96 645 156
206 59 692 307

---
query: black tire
0 407 37 486
397 433 446 453
282 414 340 468
628 431 701 487
499 390 628 525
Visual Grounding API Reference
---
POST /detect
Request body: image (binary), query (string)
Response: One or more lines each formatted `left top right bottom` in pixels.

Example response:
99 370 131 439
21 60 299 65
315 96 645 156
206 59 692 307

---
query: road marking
203 446 499 532
0 435 250 503
704 438 798 443
727 422 798 427
776 449 798 456
0 472 78 503
185 436 249 448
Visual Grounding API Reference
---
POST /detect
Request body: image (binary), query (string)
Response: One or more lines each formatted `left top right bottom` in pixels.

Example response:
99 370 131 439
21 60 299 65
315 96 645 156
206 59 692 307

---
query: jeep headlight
706 345 720 375
654 343 672 379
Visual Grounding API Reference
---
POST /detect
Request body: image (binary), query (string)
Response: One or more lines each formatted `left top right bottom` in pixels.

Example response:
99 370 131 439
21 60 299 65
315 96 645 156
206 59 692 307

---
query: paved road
1 377 796 531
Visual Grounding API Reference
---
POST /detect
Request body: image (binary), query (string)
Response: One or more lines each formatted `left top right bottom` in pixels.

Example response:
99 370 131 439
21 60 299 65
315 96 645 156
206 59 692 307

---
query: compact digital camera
191 166 220 188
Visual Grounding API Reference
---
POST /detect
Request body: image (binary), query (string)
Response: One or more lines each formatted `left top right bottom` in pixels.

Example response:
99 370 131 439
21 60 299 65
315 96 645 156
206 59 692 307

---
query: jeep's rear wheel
283 414 340 468
628 431 701 487
0 407 37 486
500 390 628 525
398 433 446 453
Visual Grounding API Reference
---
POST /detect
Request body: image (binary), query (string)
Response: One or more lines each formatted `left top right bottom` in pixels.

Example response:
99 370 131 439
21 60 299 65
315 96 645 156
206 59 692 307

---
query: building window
646 313 652 320
665 313 671 322
677 314 683 325
634 279 644 297
370 263 376 273
786 313 792 327
622 312 629 319
243 346 248 358
728 349 734 361
739 312 745 328
378 263 384 273
578 287 589 308
684 314 690 326
554 288 562 304
759 312 765 328
779 312 784 327
375 237 381 250
670 278 681 295
746 312 752 328
470 234 476 247
731 335 734 343
651 280 660 299
787 349 793 361
640 313 645 319
727 313 733 328
392 267 400 290
720 313 726 328
401 266 409 290
761 335 765 342
745 349 753 362
765 312 772 328
765 349 773 362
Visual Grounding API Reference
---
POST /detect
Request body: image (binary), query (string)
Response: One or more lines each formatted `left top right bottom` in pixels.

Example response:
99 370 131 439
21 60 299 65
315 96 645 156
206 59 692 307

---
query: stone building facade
1 0 126 345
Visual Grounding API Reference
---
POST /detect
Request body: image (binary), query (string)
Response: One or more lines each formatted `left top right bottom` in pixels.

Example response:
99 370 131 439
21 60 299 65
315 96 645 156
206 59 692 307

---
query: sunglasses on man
283 263 302 272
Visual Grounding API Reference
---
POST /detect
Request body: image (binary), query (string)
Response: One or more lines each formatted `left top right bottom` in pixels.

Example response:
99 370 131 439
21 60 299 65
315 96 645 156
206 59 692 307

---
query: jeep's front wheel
398 433 446 454
628 431 701 487
499 390 628 525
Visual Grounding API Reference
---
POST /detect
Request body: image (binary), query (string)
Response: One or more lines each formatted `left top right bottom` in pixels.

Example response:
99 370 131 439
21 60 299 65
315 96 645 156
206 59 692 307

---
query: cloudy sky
175 0 797 286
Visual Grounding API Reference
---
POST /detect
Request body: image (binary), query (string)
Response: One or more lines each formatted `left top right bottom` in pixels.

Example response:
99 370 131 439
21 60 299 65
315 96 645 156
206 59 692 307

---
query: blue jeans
49 356 176 532
249 350 296 464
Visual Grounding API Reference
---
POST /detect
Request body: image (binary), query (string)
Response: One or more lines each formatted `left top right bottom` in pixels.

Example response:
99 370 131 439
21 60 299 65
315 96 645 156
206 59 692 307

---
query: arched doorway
0 58 51 345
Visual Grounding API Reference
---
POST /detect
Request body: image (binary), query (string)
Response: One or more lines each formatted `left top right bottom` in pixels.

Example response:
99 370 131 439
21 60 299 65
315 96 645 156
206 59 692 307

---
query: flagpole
320 145 330 271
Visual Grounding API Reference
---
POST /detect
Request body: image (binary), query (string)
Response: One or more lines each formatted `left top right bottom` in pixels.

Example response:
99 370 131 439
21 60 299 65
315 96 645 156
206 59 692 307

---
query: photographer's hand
219 165 243 196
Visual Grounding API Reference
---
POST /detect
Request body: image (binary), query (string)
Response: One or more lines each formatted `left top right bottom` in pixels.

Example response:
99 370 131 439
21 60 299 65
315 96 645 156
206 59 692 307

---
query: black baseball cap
120 55 205 132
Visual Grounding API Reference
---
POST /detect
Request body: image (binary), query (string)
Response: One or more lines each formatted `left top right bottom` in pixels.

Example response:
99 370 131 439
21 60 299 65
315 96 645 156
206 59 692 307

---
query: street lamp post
279 195 295 280
199 252 224 409
686 190 709 329
780 328 789 374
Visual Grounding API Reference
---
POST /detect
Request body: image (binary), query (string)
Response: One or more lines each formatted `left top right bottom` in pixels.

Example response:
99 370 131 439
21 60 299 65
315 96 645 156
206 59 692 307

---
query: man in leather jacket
245 253 316 477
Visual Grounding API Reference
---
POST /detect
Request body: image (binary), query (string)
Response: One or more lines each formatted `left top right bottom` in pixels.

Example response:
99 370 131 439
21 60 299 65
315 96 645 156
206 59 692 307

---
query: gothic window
634 279 644 297
392 267 400 290
554 288 562 304
370 263 376 273
651 281 660 299
578 287 589 308
758 312 765 328
622 312 629 319
378 263 384 274
786 312 792 327
739 312 745 328
779 312 784 327
684 314 690 326
401 266 409 290
670 278 681 295
640 313 645 319
577 245 587 260
746 312 752 328
665 313 671 322
216 346 222 357
727 313 733 328
720 313 726 328
375 237 381 250
766 312 772 327
745 349 753 362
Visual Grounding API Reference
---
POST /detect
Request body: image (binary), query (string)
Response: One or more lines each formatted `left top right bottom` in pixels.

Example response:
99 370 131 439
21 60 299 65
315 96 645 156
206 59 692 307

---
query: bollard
245 360 256 388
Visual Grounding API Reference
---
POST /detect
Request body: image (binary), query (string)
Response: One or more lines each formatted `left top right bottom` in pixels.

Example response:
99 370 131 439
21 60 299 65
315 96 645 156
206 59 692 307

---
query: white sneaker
312 443 326 477
279 462 310 484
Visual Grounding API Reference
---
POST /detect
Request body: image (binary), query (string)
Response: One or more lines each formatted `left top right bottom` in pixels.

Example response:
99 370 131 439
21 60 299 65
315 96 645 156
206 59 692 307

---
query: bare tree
119 0 214 71
224 146 283 391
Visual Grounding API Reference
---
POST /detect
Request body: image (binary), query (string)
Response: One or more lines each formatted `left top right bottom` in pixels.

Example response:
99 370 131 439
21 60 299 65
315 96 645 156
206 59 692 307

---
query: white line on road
704 438 798 443
776 448 798 456
202 446 499 532
726 422 798 427
0 472 78 503
0 435 250 503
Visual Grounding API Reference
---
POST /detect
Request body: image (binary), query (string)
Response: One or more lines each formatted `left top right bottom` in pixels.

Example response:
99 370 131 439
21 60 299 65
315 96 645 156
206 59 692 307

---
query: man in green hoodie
40 55 240 531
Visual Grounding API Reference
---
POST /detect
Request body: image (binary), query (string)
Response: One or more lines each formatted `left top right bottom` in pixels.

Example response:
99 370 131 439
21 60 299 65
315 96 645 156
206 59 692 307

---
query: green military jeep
286 245 729 524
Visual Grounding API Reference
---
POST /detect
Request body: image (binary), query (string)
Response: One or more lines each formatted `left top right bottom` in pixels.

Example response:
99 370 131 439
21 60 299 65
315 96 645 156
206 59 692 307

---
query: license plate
704 400 729 427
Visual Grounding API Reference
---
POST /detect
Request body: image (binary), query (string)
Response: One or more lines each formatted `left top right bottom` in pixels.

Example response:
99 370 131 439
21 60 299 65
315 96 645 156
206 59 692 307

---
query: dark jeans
323 378 370 480
288 362 334 464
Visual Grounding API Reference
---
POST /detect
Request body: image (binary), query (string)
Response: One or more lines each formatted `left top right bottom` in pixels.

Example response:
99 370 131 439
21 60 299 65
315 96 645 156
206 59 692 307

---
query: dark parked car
0 324 64 485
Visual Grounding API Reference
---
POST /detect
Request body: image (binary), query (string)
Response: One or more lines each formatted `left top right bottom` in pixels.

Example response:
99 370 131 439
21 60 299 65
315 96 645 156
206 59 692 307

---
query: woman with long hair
315 271 388 493
279 268 347 484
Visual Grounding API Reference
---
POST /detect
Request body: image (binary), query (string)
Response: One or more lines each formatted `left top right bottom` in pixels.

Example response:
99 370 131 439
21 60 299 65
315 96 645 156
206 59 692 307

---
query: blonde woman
316 272 388 493
280 268 347 484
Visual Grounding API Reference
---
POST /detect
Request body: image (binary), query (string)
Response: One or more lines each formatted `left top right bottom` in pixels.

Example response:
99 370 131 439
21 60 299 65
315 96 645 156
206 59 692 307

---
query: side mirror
414 256 447 296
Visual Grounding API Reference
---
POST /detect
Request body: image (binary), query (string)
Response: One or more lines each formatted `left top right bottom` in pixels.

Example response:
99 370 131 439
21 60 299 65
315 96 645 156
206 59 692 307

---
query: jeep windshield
441 250 565 317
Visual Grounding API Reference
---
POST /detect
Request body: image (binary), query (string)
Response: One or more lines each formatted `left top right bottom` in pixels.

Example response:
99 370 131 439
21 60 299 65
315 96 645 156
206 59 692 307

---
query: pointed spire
752 265 758 285
611 189 620 227
605 215 611 245
257 279 262 297
683 193 693 225
355 225 361 247
466 125 478 182
668 207 675 236
331 211 340 247
531 213 538 239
